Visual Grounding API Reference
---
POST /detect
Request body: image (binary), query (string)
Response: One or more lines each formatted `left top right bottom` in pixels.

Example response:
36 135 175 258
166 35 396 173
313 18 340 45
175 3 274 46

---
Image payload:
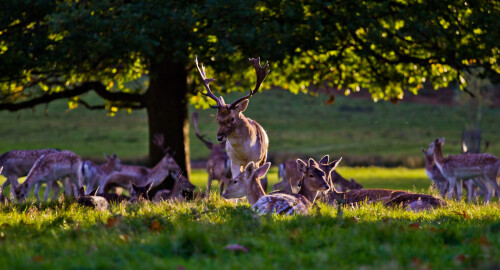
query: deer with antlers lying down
192 112 231 198
0 148 62 200
195 56 270 191
154 174 197 202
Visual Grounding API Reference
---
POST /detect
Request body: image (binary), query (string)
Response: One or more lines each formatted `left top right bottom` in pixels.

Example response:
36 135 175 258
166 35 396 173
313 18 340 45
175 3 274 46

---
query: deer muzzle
217 134 225 142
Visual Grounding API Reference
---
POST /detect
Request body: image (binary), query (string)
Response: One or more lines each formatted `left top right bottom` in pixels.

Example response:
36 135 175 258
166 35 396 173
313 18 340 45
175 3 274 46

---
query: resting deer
385 192 447 212
428 137 500 202
15 150 84 202
0 148 61 200
195 56 269 191
193 112 231 198
129 182 153 203
154 175 197 202
76 186 109 211
318 155 363 192
223 162 306 215
104 134 193 194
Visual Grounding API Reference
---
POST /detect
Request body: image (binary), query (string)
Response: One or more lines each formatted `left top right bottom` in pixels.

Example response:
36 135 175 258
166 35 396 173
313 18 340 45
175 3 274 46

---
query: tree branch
0 81 146 112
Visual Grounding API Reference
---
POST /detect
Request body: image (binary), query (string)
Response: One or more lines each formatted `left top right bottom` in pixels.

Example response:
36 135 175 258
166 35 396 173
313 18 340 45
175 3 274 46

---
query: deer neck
327 185 346 202
247 177 267 205
433 144 445 168
227 116 256 149
298 177 320 204
148 159 170 184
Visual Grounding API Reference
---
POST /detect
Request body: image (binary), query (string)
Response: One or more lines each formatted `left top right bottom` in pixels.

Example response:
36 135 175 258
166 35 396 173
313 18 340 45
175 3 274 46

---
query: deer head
222 162 271 199
296 158 331 193
104 153 122 172
195 56 270 142
130 182 153 201
428 137 445 155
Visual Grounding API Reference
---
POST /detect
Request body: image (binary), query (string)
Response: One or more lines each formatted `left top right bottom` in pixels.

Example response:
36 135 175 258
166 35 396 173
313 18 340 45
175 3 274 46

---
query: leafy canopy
1 0 498 111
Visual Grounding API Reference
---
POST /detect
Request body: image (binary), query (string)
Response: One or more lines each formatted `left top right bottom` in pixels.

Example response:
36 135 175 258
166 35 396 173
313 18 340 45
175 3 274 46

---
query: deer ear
244 162 256 179
319 155 329 164
78 187 85 196
235 99 249 112
104 153 110 159
89 187 99 196
131 184 138 192
439 137 445 144
308 158 317 168
421 147 426 154
296 159 307 173
113 153 117 158
255 162 271 178
146 182 154 192
326 157 342 172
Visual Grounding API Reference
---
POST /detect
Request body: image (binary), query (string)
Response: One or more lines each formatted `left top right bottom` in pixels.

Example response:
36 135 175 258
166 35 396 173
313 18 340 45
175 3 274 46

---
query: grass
1 90 499 165
1 168 499 269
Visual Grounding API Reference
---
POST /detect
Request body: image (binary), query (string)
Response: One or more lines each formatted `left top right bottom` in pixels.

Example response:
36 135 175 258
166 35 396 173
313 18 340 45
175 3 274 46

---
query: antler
229 57 270 109
195 56 222 108
192 112 213 150
152 133 172 155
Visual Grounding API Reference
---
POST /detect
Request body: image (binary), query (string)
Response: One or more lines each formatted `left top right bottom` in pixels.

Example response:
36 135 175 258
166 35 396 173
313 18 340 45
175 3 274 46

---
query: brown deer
428 137 500 202
76 186 109 211
0 148 61 200
104 134 193 194
83 154 122 192
129 182 153 203
195 56 269 191
384 192 447 212
15 150 84 202
192 112 231 198
223 162 311 215
318 155 363 192
421 146 487 201
153 175 196 202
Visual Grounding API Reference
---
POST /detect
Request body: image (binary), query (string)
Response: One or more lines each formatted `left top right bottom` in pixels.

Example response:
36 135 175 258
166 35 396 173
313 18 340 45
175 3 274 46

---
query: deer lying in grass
223 162 308 215
385 192 447 212
0 148 61 200
154 175 197 202
15 150 84 202
193 112 231 198
76 186 109 211
274 157 361 193
104 134 193 194
429 137 500 202
196 56 270 191
129 182 153 203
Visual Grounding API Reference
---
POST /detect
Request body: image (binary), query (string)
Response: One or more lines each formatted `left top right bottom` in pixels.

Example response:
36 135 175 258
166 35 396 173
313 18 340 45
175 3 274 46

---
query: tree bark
461 128 481 154
145 58 190 189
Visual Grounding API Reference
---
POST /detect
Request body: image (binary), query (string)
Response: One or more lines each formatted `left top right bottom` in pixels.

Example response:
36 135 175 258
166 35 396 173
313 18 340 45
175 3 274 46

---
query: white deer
195 56 270 191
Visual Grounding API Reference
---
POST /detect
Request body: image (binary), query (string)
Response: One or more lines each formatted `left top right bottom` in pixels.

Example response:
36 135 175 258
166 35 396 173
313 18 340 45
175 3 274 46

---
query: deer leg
219 180 225 196
472 178 488 202
446 177 457 200
456 179 463 200
34 183 42 201
205 171 213 199
51 181 61 200
43 182 51 201
463 179 475 203
483 175 499 203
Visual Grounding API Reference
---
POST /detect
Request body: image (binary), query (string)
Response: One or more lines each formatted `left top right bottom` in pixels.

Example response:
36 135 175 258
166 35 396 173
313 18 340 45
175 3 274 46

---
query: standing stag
195 56 270 191
192 112 231 198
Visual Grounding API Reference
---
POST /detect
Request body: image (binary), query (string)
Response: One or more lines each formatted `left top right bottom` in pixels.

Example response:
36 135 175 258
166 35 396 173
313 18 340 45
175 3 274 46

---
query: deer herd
0 56 498 215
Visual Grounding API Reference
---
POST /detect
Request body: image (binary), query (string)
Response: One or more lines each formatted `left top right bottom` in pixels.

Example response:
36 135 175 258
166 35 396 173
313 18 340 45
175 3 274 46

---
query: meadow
1 89 500 269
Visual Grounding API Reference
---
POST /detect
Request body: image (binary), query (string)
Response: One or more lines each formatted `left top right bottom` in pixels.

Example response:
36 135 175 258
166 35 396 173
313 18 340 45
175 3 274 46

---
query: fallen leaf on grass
412 257 422 267
452 210 469 219
455 254 468 263
105 216 122 228
474 236 491 247
149 221 163 232
225 244 249 253
409 222 420 229
32 256 43 262
119 234 129 242
326 94 336 105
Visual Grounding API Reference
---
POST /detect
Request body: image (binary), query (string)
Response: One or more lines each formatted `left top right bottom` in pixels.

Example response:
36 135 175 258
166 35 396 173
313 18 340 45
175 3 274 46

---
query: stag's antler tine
153 133 169 154
195 56 221 108
192 112 213 149
229 57 270 109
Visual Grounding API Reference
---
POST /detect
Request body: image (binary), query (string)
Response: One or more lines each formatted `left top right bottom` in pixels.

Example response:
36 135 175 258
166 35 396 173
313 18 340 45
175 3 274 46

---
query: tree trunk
461 128 481 154
145 58 190 189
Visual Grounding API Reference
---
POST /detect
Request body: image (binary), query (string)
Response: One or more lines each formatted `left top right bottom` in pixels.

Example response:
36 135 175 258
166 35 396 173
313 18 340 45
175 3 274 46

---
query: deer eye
231 118 235 122
309 174 314 178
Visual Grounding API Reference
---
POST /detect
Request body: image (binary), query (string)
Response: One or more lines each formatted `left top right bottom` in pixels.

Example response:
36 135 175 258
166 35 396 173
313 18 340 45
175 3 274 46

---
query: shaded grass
0 197 499 269
1 90 499 164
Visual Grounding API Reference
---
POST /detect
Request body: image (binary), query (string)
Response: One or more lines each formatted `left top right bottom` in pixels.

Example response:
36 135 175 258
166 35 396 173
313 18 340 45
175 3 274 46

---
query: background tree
1 0 498 182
